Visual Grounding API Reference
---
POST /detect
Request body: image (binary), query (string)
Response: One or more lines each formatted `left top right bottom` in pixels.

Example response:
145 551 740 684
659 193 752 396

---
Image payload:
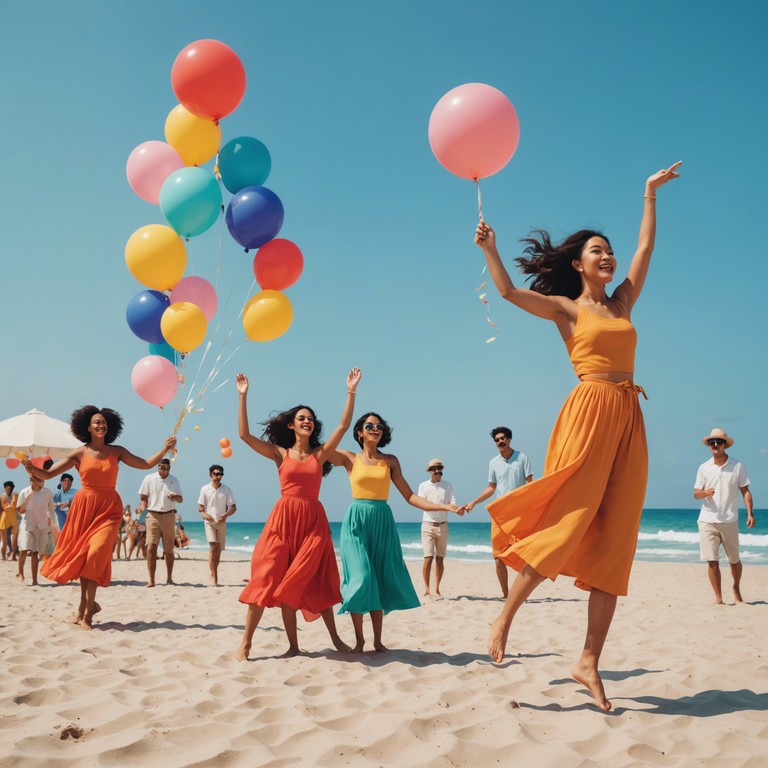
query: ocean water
178 509 768 565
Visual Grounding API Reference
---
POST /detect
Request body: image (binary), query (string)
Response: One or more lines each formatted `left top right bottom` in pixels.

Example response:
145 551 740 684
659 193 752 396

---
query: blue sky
2 1 765 521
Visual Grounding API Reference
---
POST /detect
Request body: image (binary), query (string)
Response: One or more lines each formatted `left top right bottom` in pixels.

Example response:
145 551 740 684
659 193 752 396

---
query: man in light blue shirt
53 473 77 530
467 426 533 596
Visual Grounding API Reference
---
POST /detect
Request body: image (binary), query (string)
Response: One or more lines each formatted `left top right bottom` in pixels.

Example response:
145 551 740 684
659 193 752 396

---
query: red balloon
31 456 46 469
5 458 19 469
171 39 246 122
253 239 304 290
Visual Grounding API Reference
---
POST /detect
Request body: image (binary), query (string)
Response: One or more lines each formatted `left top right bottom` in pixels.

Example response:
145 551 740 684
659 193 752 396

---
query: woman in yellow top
474 162 681 711
1 480 20 560
333 412 462 652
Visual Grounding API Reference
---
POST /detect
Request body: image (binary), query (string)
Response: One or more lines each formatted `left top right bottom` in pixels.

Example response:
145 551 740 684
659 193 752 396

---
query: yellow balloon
243 290 293 342
161 302 207 353
125 225 187 290
165 105 222 166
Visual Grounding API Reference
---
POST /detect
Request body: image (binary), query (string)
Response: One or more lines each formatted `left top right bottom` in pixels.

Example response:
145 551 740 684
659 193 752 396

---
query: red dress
239 454 341 620
40 448 122 588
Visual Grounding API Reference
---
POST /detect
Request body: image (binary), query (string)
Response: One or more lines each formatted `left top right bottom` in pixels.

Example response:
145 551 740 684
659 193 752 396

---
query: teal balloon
160 167 222 238
219 136 271 194
148 342 178 365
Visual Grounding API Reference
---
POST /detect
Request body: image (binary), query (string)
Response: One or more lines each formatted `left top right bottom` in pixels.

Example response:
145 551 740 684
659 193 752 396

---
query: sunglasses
429 467 444 473
494 436 507 444
212 472 224 477
707 439 726 447
363 422 382 432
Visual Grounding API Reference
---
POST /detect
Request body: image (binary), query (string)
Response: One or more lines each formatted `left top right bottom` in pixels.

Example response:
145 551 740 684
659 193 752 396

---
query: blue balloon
225 185 284 251
126 290 169 344
148 341 178 365
160 167 223 238
219 136 272 195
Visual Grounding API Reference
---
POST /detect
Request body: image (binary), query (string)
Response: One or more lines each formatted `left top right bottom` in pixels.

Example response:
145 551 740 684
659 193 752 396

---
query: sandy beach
1 554 766 767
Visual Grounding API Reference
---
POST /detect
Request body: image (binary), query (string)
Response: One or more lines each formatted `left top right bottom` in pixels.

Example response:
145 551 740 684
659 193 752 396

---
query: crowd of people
7 162 758 711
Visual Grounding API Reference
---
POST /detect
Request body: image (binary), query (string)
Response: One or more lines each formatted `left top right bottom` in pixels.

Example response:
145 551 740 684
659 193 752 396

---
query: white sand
2 554 767 767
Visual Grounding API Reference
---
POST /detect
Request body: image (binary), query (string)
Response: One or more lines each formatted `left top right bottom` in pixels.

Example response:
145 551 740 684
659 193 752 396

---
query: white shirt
139 471 182 513
417 479 456 524
17 486 55 531
695 457 750 524
197 482 236 522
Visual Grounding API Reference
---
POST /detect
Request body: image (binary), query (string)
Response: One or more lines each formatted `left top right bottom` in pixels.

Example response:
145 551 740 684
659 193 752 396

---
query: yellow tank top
565 299 637 377
349 455 390 500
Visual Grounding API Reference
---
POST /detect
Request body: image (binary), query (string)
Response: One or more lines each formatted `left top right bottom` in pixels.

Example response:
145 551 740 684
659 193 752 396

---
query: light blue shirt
53 486 77 529
489 450 532 497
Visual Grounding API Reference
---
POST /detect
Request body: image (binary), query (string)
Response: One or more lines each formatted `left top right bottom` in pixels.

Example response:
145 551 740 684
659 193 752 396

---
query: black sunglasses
212 472 224 477
363 422 382 432
429 467 444 472
707 439 726 447
494 436 507 444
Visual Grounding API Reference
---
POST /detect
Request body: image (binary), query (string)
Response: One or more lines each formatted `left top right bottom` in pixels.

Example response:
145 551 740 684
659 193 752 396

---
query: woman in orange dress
474 162 681 710
22 405 175 629
234 368 361 661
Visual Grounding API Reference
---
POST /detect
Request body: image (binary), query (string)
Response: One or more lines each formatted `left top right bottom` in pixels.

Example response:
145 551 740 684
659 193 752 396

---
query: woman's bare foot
571 661 611 711
80 617 94 631
373 641 388 653
280 646 301 658
234 642 251 662
487 616 509 663
331 635 352 653
351 639 365 653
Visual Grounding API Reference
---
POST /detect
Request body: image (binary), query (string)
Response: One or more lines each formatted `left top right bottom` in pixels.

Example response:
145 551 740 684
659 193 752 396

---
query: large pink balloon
126 141 186 204
428 83 520 180
131 355 178 408
170 276 218 321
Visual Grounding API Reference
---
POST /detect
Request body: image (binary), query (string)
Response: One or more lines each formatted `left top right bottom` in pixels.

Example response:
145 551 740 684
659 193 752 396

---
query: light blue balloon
148 342 178 365
160 167 222 238
219 136 272 195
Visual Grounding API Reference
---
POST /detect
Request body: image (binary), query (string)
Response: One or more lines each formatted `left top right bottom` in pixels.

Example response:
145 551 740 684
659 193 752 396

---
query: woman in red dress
23 405 175 629
234 368 361 661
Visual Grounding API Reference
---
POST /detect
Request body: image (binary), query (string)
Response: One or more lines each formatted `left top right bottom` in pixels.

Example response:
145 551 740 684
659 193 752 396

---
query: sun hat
701 428 734 448
426 458 444 471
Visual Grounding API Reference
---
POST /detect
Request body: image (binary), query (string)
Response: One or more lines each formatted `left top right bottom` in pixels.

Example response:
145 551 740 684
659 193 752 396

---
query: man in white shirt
197 464 236 586
466 426 533 597
418 458 458 597
694 428 755 604
16 476 57 585
137 457 183 587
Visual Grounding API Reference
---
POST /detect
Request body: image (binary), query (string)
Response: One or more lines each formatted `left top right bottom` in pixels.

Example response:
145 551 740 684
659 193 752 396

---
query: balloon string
474 177 484 222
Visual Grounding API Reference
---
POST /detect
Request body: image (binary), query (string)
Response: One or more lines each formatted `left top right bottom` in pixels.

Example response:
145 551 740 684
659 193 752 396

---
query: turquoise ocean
178 509 767 565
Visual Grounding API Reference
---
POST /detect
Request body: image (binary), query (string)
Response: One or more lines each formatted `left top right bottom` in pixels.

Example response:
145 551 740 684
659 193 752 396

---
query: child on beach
332 412 463 652
234 368 362 661
474 161 681 710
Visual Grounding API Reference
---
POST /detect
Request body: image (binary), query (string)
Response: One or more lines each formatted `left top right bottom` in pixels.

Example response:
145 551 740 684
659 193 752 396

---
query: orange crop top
565 299 637 377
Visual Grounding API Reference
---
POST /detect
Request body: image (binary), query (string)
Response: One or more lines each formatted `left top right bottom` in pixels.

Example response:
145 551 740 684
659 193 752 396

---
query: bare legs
319 607 352 652
2 527 20 561
349 610 386 653
235 604 266 661
494 557 509 597
488 565 616 711
71 578 101 630
146 545 175 587
208 542 221 586
423 556 446 597
422 556 433 596
707 560 743 604
16 551 39 584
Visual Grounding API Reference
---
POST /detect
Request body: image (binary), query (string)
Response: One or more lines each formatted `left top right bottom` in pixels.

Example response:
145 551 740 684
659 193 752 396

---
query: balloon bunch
5 453 52 470
123 39 305 429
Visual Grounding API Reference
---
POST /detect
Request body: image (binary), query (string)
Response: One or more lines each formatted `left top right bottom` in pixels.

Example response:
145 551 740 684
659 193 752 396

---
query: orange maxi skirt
40 487 123 588
488 379 648 596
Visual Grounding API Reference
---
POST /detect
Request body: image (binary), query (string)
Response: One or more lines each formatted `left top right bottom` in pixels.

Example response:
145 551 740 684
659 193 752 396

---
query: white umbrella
0 408 82 459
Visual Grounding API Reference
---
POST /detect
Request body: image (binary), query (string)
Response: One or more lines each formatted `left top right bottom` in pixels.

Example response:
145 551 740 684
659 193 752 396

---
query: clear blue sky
2 1 766 521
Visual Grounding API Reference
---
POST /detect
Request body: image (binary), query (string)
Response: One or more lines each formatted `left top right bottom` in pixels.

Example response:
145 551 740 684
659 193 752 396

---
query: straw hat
426 458 444 471
701 428 734 448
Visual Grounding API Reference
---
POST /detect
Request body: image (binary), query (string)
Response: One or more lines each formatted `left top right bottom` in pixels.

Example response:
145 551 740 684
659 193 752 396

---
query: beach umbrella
0 408 81 459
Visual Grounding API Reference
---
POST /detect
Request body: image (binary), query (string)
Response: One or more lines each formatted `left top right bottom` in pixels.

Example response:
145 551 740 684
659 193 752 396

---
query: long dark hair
262 405 332 476
70 405 123 444
515 229 610 299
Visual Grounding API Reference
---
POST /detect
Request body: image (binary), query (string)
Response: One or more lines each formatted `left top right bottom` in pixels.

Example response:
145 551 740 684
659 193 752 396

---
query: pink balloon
428 83 520 180
127 141 186 205
5 458 19 469
131 355 178 408
170 276 218 322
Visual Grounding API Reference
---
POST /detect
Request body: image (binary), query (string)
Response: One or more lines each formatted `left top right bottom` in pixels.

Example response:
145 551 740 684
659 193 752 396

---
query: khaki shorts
19 527 49 555
421 522 448 558
146 511 176 553
204 519 226 550
699 521 740 564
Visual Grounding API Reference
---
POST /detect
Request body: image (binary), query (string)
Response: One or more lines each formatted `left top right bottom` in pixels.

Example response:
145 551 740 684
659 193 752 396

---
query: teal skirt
339 499 420 614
